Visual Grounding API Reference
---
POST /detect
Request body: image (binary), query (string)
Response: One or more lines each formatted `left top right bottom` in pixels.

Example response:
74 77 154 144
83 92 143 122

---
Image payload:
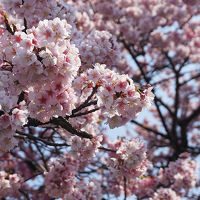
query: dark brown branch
187 146 200 155
164 52 176 72
34 141 49 171
122 40 150 82
178 56 189 72
179 14 193 30
68 107 100 118
163 52 181 151
72 85 98 114
131 120 168 139
151 69 196 86
25 117 47 127
25 116 93 139
4 15 14 35
50 117 93 139
155 97 174 117
15 131 69 147
180 73 200 86
22 17 28 33
23 173 43 183
180 105 200 126
16 131 116 153
154 99 171 136
98 146 116 152
18 189 30 200
171 66 180 143
17 91 25 104
151 75 176 86
123 40 171 136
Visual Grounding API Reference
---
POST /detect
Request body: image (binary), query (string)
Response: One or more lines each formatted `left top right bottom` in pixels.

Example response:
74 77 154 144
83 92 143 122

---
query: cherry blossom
0 0 199 199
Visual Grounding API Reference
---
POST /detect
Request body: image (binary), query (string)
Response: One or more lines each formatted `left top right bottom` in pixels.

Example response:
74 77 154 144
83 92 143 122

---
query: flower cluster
74 63 154 128
77 30 121 70
68 135 103 169
44 155 78 198
13 17 80 87
0 101 28 152
0 171 22 198
150 188 181 200
158 153 198 195
64 179 103 200
44 154 103 199
129 176 158 198
1 17 81 123
1 0 76 28
107 138 151 179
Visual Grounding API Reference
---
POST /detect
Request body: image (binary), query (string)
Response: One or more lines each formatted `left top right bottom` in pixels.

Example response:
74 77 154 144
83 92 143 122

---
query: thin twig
23 172 43 183
15 131 69 147
131 120 168 139
69 107 100 118
16 131 117 153
98 146 116 152
19 189 30 200
72 85 98 114
25 116 93 139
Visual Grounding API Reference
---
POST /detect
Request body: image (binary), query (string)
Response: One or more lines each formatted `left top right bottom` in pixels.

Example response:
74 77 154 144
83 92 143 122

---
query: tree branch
131 120 168 139
25 116 93 139
68 107 100 118
15 130 69 147
72 85 98 114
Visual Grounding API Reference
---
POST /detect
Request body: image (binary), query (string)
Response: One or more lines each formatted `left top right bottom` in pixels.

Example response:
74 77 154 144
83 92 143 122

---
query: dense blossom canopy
0 0 199 199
